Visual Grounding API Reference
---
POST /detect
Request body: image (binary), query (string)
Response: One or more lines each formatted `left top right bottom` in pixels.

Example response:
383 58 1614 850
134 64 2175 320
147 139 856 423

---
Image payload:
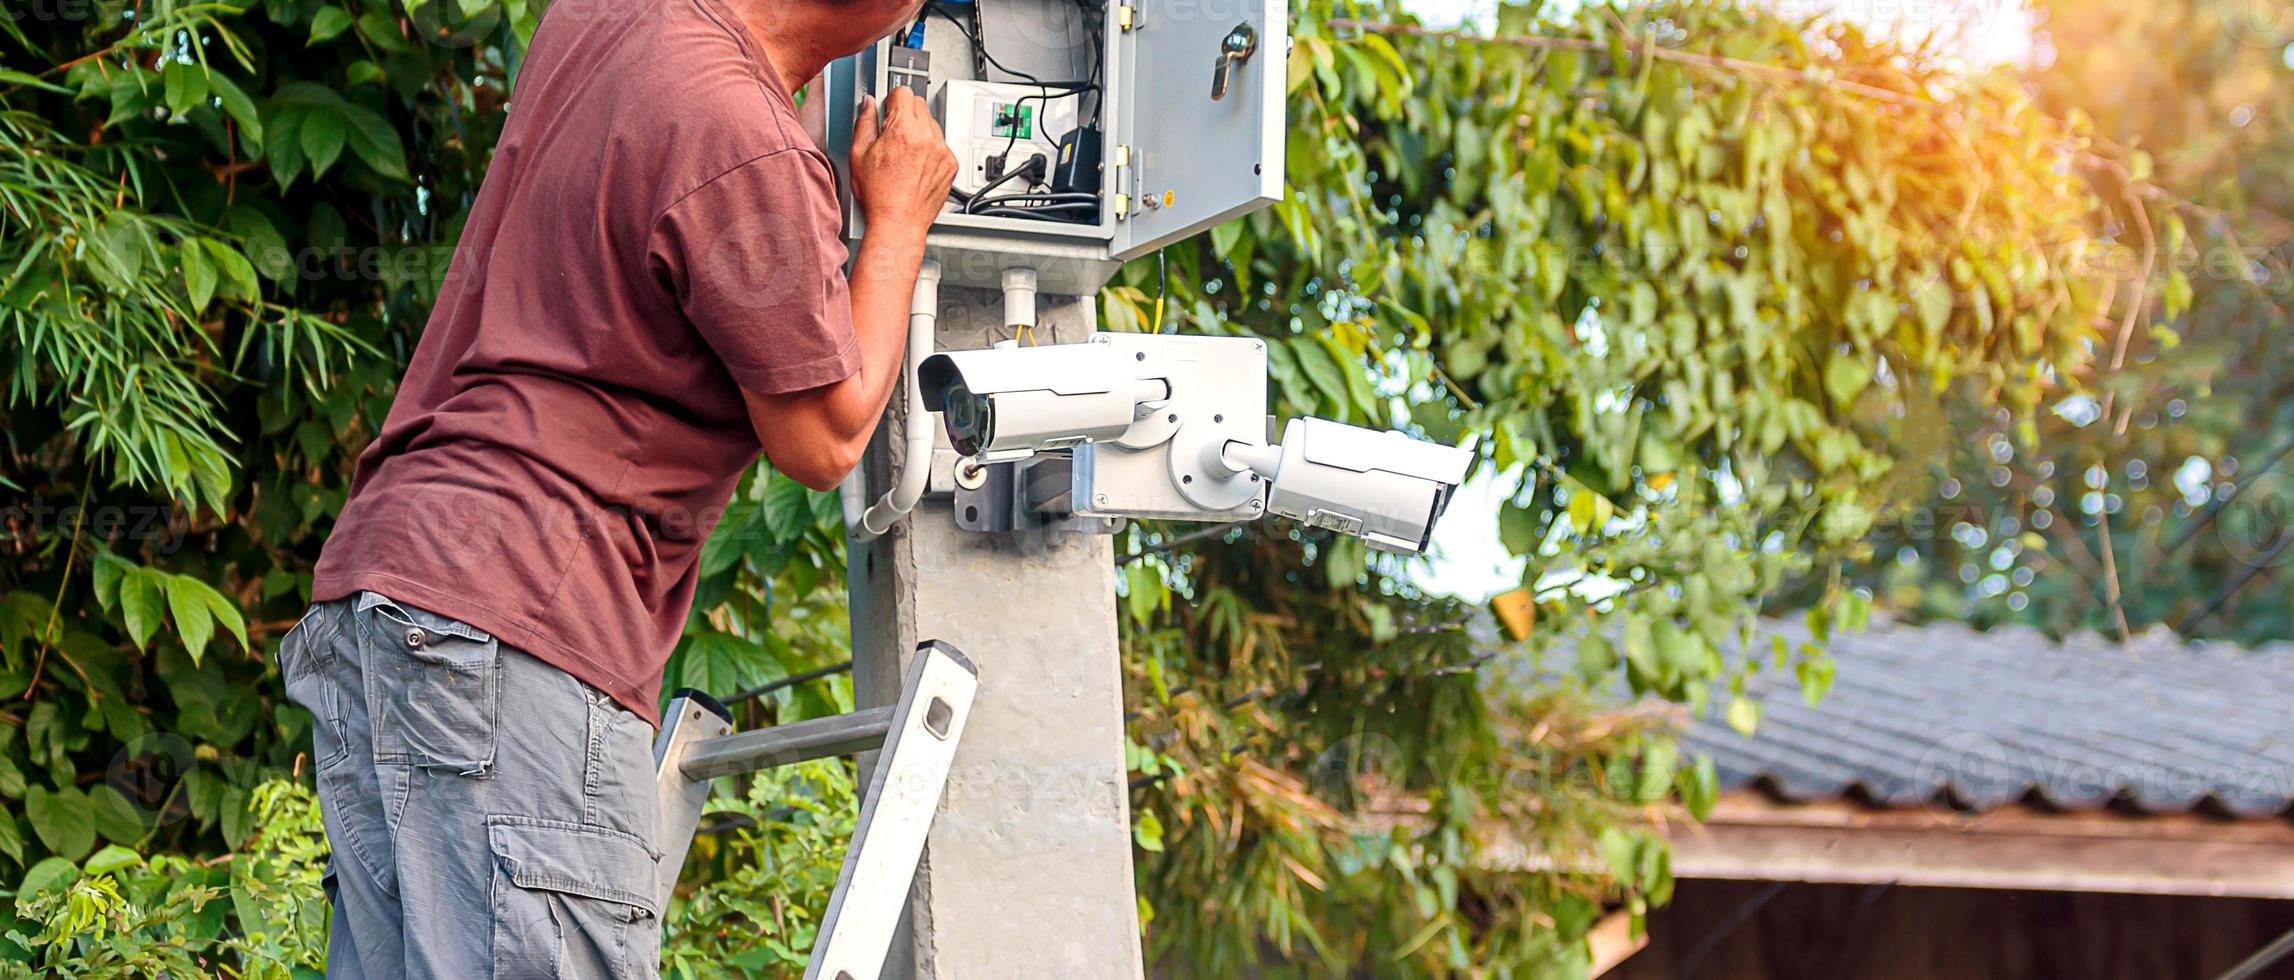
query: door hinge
1111 144 1133 219
1116 4 1138 31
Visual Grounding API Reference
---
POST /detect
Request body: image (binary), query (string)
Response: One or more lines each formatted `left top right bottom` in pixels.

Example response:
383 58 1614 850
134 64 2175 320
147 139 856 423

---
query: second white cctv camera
1217 418 1474 554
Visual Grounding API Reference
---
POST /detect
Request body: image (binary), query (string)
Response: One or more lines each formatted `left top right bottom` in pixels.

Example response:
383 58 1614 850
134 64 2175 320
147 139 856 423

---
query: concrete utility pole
845 284 1146 980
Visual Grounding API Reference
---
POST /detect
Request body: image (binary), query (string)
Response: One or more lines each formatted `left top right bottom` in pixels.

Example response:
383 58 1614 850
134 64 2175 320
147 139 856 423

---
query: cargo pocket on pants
488 817 661 979
278 604 350 772
358 593 500 774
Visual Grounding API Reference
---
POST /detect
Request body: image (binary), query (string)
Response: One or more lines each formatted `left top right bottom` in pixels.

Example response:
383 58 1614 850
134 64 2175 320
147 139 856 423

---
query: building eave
1669 791 2294 899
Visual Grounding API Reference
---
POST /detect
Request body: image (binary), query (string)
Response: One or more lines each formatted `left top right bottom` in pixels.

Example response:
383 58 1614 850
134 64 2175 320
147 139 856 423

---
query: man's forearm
830 227 931 434
739 227 928 489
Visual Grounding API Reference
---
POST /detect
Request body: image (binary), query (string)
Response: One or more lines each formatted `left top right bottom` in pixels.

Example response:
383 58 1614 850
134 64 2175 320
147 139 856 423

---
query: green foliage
3 769 859 977
661 760 858 979
0 0 520 913
666 471 855 722
1 0 851 967
1 779 324 978
227 779 331 976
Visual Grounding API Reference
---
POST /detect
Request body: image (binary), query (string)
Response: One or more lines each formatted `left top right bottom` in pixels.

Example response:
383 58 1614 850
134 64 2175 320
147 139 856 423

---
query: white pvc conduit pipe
851 259 942 542
1001 267 1037 336
838 461 867 531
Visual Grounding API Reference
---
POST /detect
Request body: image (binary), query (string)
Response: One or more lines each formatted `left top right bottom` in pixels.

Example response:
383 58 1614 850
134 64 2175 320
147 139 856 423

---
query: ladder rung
679 705 897 781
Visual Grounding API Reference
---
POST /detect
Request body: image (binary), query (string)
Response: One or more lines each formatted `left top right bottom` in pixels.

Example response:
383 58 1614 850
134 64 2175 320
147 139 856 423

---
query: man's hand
849 90 957 244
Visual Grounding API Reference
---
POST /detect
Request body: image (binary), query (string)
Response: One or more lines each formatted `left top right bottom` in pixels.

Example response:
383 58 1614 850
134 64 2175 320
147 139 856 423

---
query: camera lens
941 380 992 457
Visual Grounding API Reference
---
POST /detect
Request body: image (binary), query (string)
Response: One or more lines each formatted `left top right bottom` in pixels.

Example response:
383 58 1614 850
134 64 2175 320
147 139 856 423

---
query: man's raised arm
746 88 957 490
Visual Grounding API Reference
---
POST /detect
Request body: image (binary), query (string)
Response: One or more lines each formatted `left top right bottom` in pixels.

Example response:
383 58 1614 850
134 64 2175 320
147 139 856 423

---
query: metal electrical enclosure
817 0 1288 293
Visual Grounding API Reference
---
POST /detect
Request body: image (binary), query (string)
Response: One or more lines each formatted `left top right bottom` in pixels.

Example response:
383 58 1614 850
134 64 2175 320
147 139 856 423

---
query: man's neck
725 3 831 98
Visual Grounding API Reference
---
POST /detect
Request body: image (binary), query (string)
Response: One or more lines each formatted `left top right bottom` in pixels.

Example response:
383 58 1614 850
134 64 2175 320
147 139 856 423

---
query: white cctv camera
1217 418 1474 554
920 333 1474 554
919 342 1170 463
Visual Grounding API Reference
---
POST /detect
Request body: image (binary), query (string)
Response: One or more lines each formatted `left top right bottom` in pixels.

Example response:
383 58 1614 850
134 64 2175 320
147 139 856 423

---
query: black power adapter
1051 128 1102 196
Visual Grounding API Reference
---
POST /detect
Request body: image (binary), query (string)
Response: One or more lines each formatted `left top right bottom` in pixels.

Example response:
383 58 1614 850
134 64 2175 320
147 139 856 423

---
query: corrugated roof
1681 618 2294 817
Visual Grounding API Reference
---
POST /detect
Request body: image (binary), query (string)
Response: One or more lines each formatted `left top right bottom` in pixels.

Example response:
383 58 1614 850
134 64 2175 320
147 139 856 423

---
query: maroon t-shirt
312 0 856 724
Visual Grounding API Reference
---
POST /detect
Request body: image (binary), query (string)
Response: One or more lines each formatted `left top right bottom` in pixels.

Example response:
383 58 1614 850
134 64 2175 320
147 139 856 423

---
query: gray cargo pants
278 592 663 979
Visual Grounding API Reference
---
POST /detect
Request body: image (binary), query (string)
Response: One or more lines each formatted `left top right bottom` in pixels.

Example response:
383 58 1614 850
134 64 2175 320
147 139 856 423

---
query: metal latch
1211 22 1258 101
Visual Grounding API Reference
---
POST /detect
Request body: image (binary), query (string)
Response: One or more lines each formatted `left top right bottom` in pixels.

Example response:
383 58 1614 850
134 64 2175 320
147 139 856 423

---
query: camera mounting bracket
1071 332 1267 522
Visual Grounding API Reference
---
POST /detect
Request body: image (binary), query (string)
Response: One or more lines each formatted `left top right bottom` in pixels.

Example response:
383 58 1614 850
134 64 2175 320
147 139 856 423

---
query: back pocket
487 816 661 978
357 593 500 774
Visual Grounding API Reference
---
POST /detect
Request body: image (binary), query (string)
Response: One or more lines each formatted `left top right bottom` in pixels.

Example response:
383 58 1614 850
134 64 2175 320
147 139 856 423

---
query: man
275 0 956 972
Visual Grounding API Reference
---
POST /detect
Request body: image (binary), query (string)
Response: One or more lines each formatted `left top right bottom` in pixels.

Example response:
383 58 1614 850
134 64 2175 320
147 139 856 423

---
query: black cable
973 205 1096 215
1117 523 1242 565
963 164 1041 213
968 184 1099 222
1124 642 1488 792
946 186 1090 210
969 192 1098 207
723 660 855 706
995 89 1089 178
924 4 1091 88
2158 433 2294 560
979 191 1098 200
1002 0 1108 168
926 1 1100 200
945 188 1092 210
972 207 1095 222
2176 534 2292 632
936 0 1069 183
1086 0 1106 125
972 201 1096 213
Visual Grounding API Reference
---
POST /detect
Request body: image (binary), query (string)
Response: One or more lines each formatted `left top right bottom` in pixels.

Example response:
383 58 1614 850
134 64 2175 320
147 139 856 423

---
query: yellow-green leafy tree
1108 1 2153 972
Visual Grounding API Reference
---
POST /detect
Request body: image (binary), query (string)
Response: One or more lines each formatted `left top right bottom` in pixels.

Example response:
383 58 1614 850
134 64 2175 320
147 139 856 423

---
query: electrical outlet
933 80 1078 197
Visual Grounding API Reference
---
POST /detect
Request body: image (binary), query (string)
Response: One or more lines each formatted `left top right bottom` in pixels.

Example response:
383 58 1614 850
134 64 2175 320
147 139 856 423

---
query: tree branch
2176 536 2293 633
